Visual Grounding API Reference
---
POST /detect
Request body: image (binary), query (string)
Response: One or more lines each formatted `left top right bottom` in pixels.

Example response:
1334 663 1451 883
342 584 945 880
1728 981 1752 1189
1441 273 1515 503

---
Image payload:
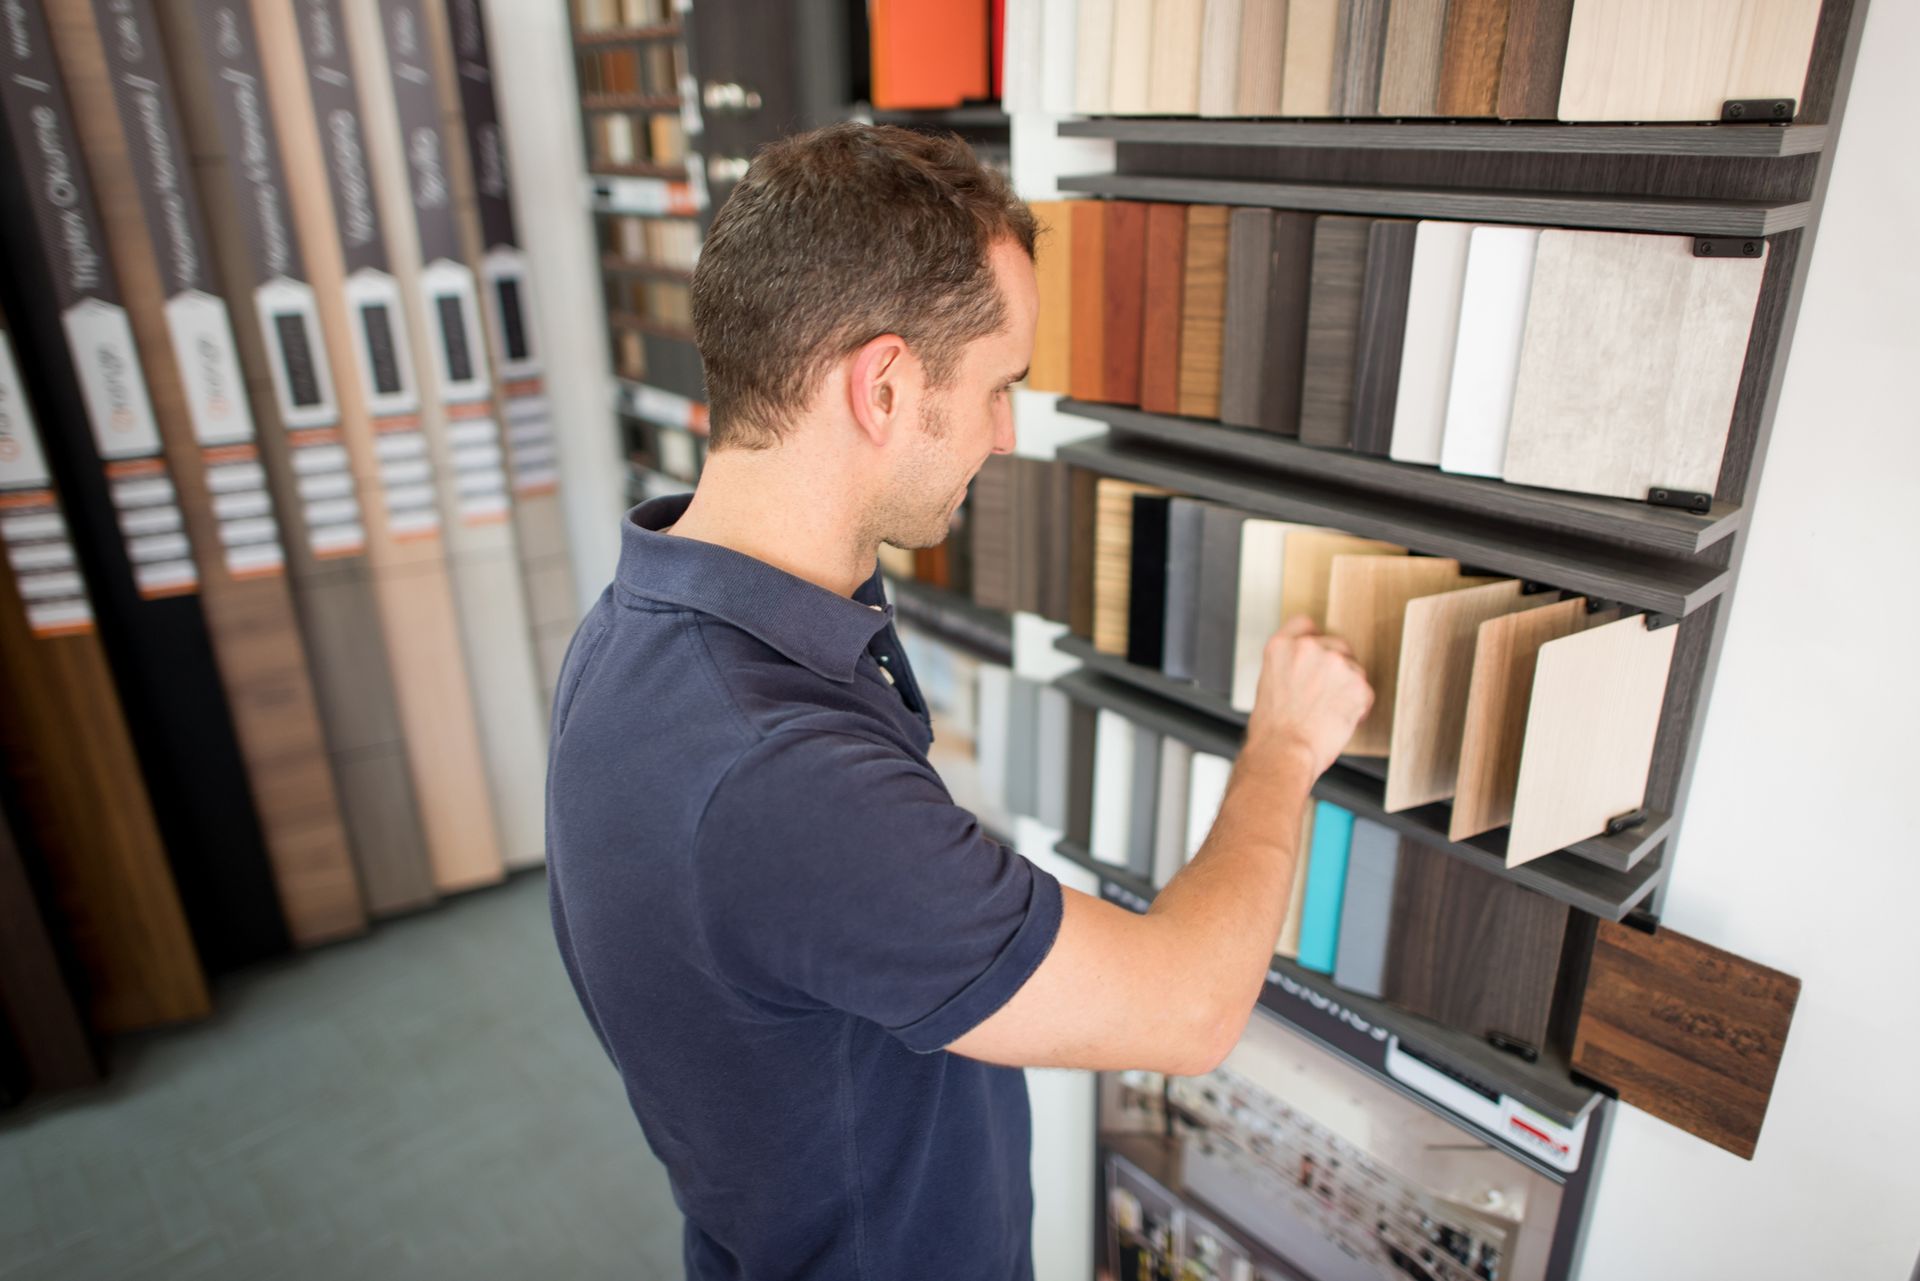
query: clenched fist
1242 616 1374 781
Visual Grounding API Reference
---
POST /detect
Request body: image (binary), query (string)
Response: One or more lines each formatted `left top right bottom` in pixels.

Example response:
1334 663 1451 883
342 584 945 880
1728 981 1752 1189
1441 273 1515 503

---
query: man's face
875 238 1038 550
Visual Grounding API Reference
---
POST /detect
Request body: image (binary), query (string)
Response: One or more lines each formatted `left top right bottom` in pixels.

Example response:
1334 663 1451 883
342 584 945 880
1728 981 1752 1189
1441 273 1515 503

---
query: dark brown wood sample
50 0 367 948
1573 921 1800 1160
1298 216 1372 449
1350 219 1417 457
0 0 290 973
1176 206 1230 420
1139 204 1187 416
1382 841 1571 1053
1436 0 1513 116
157 0 438 918
1102 202 1149 405
0 784 101 1093
1339 0 1392 116
969 454 1015 612
1069 201 1108 403
1068 465 1099 639
1220 209 1275 431
1496 0 1576 119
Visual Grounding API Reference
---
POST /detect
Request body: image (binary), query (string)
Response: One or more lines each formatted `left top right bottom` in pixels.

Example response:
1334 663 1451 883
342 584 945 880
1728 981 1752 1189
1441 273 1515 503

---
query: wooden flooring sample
1126 494 1173 670
1385 579 1552 812
1176 206 1231 419
1069 202 1109 402
1503 230 1767 503
1276 802 1317 958
1221 209 1275 429
1497 0 1576 119
1436 0 1513 116
1438 226 1540 479
1278 528 1405 632
1377 0 1449 115
1075 0 1117 114
1383 841 1570 1052
969 454 1014 611
1339 0 1391 115
1197 0 1247 116
1295 799 1353 974
1094 477 1167 654
0 794 99 1092
1029 201 1073 393
1298 215 1372 449
1149 0 1206 114
1102 202 1150 404
1161 498 1209 681
1325 556 1487 756
1193 506 1251 697
1351 219 1417 457
1069 465 1101 639
1236 0 1291 116
1152 736 1193 888
1557 0 1821 122
1281 0 1343 116
1390 220 1474 465
1573 920 1801 1159
1331 817 1398 998
1226 212 1315 435
1230 519 1302 712
1139 204 1188 415
52 0 366 947
1507 614 1677 864
1090 707 1136 867
1449 598 1614 841
1109 0 1156 114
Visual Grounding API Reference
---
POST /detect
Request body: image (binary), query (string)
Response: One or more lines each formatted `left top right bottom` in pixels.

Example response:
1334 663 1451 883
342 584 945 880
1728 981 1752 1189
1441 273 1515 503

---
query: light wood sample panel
1298 215 1372 449
1389 220 1473 466
1236 0 1291 116
1573 920 1800 1160
1029 201 1073 393
1198 0 1247 117
1230 518 1303 712
1280 0 1344 116
1176 205 1231 419
1449 597 1613 841
1278 528 1405 632
1557 0 1821 122
1075 0 1117 114
1094 477 1168 654
1377 0 1449 115
51 0 365 947
1149 0 1206 114
1385 579 1553 813
1325 555 1487 756
1507 614 1677 864
1110 0 1156 114
1275 802 1316 958
1438 225 1540 479
1503 230 1767 502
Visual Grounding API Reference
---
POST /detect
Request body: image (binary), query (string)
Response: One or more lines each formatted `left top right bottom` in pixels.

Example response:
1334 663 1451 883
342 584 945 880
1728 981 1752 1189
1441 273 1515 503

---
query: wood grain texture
1350 219 1417 456
1138 204 1188 414
1496 0 1575 118
1109 0 1157 114
1256 211 1317 436
1075 0 1117 114
0 792 99 1091
1383 839 1570 1050
1384 579 1549 812
1235 0 1291 116
1449 597 1612 840
969 454 1014 611
1503 230 1767 502
1557 0 1821 122
1069 465 1100 638
1574 920 1800 1159
1377 0 1449 115
1229 519 1302 711
1029 201 1073 394
1275 801 1315 957
1277 527 1404 630
1175 205 1230 419
1297 215 1371 448
1197 0 1247 116
1389 220 1474 465
50 0 365 946
1093 477 1168 654
1508 613 1676 865
1220 209 1276 429
1069 202 1109 402
1148 0 1206 114
1436 0 1511 116
1338 0 1391 115
1280 0 1343 115
1324 556 1486 755
1438 225 1540 478
1101 202 1150 404
256 0 505 894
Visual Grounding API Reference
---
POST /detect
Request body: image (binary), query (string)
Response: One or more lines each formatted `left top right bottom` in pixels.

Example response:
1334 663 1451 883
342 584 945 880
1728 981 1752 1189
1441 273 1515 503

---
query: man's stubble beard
871 396 970 552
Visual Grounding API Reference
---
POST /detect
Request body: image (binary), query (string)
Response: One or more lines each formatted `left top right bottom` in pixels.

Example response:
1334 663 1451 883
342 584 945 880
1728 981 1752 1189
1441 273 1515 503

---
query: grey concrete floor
0 872 686 1280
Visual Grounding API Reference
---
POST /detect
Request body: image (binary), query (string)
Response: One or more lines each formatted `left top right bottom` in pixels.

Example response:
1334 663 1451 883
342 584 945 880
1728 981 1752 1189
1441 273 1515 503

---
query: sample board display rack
886 575 1015 666
1059 118 1833 159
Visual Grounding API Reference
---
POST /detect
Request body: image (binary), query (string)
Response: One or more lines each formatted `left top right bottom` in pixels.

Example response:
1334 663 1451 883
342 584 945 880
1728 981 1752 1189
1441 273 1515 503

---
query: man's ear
848 334 912 446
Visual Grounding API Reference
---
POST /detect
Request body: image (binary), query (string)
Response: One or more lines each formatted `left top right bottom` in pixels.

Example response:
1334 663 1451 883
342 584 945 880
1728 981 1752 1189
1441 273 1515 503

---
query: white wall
1578 4 1920 1276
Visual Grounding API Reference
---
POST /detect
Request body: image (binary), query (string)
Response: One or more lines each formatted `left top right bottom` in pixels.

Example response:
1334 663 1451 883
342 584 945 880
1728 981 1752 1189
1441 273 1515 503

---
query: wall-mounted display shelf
887 577 1014 666
1059 119 1831 159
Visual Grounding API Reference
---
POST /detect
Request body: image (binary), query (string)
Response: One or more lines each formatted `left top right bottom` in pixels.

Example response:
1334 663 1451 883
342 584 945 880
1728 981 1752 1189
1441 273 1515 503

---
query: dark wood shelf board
1061 402 1743 556
600 255 695 282
1054 662 1669 916
884 576 1015 665
1059 437 1728 617
1060 118 1829 159
1062 841 1603 1125
574 23 684 44
581 94 683 112
607 313 696 343
1057 172 1810 237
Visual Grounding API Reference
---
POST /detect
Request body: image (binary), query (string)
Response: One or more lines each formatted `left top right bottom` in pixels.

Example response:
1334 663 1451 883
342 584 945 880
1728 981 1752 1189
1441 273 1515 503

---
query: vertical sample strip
1350 218 1417 457
1298 214 1372 449
1069 201 1108 402
1176 205 1230 420
1028 200 1072 393
1438 225 1540 478
1101 201 1149 404
1295 799 1354 974
1390 220 1474 465
1139 203 1188 415
1331 818 1398 997
1324 554 1478 755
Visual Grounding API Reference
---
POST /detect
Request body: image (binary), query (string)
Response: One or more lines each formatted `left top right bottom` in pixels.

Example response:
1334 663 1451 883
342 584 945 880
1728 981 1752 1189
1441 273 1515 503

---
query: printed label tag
0 332 93 635
251 279 364 559
481 248 559 496
420 258 492 402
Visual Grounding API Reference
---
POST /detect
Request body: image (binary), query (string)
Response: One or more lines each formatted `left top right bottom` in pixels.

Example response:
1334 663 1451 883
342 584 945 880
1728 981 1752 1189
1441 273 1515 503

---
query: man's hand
1243 616 1374 780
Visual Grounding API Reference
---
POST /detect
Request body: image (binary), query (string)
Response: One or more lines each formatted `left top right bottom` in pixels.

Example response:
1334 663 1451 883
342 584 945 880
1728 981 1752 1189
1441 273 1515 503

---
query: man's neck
664 446 879 599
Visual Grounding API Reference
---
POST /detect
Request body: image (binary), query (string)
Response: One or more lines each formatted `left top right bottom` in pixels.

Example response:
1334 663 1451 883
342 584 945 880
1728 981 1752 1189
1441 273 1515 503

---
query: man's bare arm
946 617 1371 1076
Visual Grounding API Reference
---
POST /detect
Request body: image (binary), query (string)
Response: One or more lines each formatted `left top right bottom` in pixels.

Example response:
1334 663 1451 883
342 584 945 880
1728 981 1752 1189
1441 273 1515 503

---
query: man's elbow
1162 995 1249 1077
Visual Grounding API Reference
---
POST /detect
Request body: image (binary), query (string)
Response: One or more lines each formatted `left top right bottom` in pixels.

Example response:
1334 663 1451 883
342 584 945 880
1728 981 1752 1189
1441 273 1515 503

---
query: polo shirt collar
616 494 895 684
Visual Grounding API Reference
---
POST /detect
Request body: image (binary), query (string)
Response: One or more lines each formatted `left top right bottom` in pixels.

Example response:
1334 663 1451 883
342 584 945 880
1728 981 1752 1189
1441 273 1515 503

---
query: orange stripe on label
141 582 200 600
105 458 167 479
0 489 53 510
203 443 260 465
514 482 560 497
393 529 441 544
32 620 94 639
446 402 492 420
462 511 510 527
373 415 421 433
503 378 544 397
313 542 368 560
230 565 286 582
291 428 345 446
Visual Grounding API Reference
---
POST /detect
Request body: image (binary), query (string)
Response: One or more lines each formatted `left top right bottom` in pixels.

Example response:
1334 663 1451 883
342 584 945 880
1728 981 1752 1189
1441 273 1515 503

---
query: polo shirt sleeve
691 728 1063 1053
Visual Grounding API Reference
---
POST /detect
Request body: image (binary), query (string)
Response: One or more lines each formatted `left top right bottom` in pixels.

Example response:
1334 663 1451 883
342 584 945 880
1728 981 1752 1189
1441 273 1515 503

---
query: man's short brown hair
690 123 1037 450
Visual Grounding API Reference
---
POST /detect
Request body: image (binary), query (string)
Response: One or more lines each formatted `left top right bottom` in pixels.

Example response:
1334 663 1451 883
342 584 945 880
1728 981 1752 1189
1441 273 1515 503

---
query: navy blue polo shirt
546 493 1063 1280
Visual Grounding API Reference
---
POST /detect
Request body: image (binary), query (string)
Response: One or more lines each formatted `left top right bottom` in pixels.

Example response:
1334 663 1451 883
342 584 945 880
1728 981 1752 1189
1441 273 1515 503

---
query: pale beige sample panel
1278 529 1406 632
1557 0 1821 122
1280 0 1343 116
1325 556 1486 756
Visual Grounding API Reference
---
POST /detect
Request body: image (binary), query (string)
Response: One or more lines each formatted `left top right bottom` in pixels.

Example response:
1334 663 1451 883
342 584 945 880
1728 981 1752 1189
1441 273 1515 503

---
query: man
546 124 1371 1280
